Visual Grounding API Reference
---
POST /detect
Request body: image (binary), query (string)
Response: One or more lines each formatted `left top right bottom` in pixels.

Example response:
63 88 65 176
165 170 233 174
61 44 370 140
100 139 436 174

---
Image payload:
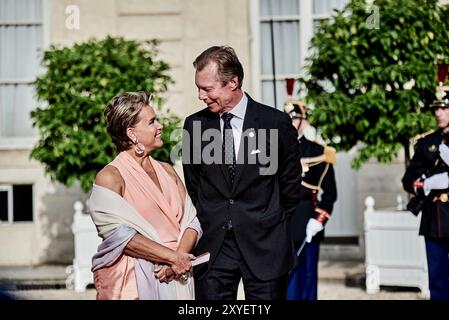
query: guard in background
402 64 449 300
284 99 337 300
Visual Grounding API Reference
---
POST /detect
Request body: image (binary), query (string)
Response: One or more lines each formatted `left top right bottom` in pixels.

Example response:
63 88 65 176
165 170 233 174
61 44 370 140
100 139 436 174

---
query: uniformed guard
402 64 449 300
283 97 337 300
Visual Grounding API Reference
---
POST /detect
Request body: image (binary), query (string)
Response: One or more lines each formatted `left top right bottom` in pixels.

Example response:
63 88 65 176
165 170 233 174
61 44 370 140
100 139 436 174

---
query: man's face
434 106 449 129
195 62 237 113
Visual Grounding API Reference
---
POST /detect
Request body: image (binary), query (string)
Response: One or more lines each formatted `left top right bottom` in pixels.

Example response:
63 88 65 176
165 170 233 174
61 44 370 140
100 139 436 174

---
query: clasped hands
154 251 195 284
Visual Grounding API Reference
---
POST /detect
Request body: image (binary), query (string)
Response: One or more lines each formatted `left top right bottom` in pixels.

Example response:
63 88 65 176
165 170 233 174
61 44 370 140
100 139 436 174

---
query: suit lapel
231 95 260 192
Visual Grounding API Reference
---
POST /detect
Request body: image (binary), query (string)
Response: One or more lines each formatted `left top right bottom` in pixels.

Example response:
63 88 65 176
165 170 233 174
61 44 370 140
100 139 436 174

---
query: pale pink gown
94 152 185 300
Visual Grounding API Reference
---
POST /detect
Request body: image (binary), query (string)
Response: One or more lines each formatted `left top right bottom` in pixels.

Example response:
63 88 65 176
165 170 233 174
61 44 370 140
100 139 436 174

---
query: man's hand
439 144 449 166
423 172 449 196
169 252 195 278
305 218 324 243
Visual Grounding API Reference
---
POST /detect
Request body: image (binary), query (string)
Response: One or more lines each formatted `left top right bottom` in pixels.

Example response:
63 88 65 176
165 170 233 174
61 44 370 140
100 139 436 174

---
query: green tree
31 36 180 192
300 0 449 168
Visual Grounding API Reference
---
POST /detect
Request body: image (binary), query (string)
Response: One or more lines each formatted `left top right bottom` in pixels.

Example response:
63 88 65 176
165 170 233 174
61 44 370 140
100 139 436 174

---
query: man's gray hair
193 46 244 89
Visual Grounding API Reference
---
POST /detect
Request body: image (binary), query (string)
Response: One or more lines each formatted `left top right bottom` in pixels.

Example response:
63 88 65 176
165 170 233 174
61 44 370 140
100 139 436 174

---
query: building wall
49 0 252 118
0 150 84 265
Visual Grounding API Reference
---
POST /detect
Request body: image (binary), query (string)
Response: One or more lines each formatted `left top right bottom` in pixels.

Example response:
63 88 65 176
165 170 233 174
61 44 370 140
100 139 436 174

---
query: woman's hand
154 264 175 283
169 251 195 278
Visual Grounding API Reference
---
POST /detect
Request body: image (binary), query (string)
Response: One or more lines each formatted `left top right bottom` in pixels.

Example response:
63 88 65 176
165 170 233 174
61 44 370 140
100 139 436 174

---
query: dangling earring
134 139 145 156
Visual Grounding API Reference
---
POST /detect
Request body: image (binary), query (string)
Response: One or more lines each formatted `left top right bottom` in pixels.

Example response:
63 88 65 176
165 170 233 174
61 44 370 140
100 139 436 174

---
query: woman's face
129 105 163 152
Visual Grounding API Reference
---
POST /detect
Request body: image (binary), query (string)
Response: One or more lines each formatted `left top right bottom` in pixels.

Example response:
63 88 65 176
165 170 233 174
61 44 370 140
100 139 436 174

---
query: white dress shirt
219 93 248 158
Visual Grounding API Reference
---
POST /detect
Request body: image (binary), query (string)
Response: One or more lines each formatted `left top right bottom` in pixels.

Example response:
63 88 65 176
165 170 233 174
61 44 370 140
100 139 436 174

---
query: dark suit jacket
182 93 302 281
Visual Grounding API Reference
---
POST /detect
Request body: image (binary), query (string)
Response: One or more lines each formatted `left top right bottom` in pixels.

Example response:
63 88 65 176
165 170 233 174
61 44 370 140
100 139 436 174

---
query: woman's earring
134 139 145 156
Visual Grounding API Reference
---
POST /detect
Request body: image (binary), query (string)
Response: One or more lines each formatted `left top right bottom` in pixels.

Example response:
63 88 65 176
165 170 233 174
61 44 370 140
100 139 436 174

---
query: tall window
0 184 33 223
256 0 347 108
0 0 43 138
313 0 347 32
259 0 300 109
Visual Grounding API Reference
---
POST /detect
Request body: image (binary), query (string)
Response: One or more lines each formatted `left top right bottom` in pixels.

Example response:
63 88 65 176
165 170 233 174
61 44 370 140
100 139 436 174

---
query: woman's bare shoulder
95 165 124 196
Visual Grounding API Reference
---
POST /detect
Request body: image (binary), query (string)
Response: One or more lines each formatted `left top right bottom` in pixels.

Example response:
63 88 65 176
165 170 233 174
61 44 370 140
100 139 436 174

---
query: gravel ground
5 288 97 300
318 281 424 300
3 280 425 300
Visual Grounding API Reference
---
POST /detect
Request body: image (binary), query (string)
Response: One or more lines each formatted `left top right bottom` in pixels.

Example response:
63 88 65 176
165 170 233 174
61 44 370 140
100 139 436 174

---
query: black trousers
195 229 288 300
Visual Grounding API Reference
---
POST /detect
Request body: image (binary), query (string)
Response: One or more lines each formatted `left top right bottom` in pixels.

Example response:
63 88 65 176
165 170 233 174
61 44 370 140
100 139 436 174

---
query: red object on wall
285 78 295 96
437 63 449 84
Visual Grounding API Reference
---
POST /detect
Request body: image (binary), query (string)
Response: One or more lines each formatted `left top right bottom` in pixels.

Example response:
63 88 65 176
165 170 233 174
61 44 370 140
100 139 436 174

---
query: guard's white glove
305 218 324 243
423 172 449 196
439 144 449 166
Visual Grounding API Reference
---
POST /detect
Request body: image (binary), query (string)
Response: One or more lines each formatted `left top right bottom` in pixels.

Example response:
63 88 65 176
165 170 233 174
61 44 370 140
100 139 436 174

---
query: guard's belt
433 192 449 203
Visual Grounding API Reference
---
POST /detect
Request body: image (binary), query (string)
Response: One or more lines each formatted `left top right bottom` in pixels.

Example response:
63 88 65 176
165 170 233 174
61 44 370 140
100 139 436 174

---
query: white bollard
66 200 101 292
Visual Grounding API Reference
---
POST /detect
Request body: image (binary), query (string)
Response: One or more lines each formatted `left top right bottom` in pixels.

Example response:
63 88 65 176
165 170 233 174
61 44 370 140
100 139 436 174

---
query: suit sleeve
402 140 426 195
317 163 337 215
277 113 302 219
182 117 201 207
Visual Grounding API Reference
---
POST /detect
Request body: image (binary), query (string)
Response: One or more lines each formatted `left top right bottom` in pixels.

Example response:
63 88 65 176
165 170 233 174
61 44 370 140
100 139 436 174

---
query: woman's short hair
104 91 152 152
193 46 244 89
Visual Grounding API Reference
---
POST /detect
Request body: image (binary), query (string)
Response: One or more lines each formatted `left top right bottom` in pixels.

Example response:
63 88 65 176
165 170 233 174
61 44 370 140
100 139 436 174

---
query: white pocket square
251 149 261 155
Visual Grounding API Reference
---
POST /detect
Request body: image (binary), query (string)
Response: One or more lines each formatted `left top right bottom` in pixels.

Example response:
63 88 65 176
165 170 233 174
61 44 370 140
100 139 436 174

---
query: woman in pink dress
89 91 202 300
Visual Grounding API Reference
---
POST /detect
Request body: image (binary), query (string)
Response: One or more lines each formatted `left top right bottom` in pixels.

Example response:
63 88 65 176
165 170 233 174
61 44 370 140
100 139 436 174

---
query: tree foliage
300 0 449 168
31 36 179 192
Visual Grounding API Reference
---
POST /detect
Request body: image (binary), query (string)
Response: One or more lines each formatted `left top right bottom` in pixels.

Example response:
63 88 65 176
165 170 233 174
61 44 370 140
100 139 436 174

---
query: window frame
0 184 13 223
250 0 343 104
0 0 51 149
0 183 34 224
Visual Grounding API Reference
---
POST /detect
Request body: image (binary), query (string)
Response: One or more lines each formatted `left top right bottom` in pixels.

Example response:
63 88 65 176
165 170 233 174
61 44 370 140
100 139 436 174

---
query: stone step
0 279 67 291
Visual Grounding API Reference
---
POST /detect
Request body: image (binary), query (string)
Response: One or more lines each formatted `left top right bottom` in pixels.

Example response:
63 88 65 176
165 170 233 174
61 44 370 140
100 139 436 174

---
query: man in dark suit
182 46 302 300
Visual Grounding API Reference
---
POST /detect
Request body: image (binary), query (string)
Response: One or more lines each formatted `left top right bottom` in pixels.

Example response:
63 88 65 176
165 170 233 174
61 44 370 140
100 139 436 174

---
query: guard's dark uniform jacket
402 130 449 238
289 136 337 252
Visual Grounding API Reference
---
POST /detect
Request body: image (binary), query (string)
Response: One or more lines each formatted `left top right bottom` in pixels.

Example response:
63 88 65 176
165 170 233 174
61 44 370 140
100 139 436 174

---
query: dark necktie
221 112 236 184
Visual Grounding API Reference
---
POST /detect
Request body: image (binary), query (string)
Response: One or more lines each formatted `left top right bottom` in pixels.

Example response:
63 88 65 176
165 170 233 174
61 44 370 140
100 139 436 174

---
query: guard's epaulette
411 129 435 144
314 140 337 164
323 146 337 164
